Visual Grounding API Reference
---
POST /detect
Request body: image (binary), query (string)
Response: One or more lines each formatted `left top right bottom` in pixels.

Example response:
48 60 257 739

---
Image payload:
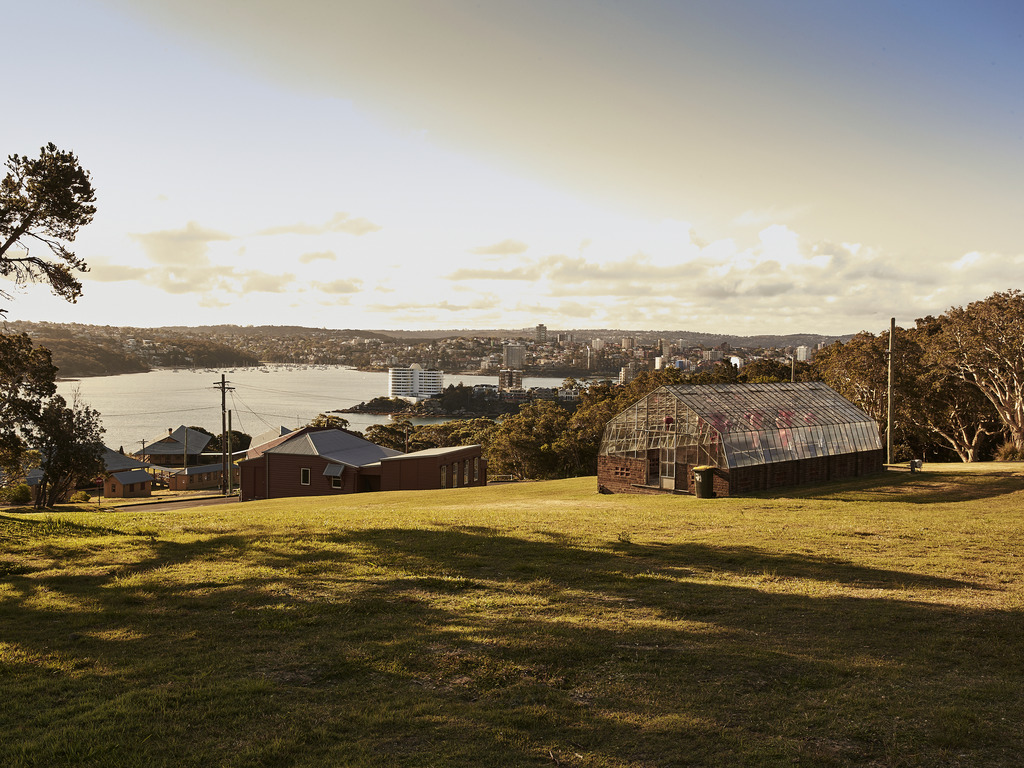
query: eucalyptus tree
929 290 1024 451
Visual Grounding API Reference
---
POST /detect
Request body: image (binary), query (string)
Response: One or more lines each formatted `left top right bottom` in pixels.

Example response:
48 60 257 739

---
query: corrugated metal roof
265 429 403 468
171 463 228 476
250 426 294 451
112 469 152 485
103 447 153 473
382 445 481 461
144 426 213 455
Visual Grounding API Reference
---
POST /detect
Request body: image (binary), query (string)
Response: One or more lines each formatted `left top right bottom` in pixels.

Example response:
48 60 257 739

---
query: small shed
106 469 153 498
598 382 884 496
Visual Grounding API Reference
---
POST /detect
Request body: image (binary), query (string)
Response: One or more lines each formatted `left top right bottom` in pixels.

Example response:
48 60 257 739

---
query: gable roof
102 447 153 473
264 428 403 468
144 426 213 455
111 469 153 485
250 426 295 452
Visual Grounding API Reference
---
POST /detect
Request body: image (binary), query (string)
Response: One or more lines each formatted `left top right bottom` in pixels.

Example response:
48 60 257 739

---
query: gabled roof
111 469 153 485
102 447 153 473
250 426 294 451
144 426 213 455
381 445 481 461
170 463 229 476
657 382 877 433
264 428 403 468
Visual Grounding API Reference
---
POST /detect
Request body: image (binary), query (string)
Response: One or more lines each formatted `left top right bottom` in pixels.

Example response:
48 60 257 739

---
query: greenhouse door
660 447 676 490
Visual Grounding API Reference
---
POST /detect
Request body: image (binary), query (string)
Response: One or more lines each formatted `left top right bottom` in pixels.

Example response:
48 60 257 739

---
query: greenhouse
597 382 884 496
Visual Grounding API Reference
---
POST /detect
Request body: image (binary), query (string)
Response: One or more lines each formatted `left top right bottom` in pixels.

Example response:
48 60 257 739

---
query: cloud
314 278 363 294
326 212 382 236
447 264 542 281
258 212 381 237
85 258 152 282
241 271 296 293
470 239 528 255
299 250 337 264
130 221 233 267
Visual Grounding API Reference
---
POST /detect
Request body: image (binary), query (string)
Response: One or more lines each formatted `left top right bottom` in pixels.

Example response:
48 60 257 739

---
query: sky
3 0 1022 336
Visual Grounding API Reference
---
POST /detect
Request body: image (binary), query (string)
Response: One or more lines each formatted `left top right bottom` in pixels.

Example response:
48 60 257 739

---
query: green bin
693 466 715 498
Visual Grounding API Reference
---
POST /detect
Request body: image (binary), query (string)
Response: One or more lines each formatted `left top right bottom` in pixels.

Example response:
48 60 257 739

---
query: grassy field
2 468 1023 767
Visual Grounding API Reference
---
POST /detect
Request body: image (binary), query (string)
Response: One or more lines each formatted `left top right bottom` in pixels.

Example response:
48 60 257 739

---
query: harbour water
56 366 565 453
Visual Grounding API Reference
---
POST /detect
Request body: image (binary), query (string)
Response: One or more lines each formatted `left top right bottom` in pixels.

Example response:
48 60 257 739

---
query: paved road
116 496 242 513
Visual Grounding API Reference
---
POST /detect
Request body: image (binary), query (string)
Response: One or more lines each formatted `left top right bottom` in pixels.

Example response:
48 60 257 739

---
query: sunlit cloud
314 278 363 295
258 212 381 237
470 239 529 255
130 221 233 267
299 250 337 264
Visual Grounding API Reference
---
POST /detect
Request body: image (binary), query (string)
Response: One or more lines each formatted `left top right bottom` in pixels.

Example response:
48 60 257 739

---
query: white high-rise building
795 345 812 362
388 363 444 400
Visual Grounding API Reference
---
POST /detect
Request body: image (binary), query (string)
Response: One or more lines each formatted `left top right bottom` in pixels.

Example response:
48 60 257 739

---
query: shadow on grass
2 525 1022 767
765 468 1024 504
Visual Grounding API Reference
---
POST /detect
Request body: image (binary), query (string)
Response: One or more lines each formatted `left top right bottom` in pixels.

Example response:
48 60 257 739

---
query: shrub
70 490 91 502
2 484 32 505
994 442 1023 462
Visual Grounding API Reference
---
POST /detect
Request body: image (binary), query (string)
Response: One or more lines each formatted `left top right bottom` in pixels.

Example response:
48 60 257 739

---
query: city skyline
4 1 1022 336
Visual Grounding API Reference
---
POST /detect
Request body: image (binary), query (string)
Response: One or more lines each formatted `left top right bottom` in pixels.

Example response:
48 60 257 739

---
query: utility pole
887 317 895 465
213 374 235 496
227 410 233 496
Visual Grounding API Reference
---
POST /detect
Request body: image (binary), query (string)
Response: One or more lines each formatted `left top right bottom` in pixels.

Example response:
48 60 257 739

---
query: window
464 461 470 486
300 468 311 485
331 476 342 489
473 457 479 482
440 465 447 488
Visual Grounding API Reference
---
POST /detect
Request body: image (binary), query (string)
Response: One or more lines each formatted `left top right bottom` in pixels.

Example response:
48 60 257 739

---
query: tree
486 400 572 480
308 413 352 430
933 290 1024 451
25 392 105 508
912 317 1002 462
1 143 96 311
0 332 58 474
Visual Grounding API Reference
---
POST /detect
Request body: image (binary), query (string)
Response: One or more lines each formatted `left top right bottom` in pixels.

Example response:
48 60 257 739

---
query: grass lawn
2 467 1023 767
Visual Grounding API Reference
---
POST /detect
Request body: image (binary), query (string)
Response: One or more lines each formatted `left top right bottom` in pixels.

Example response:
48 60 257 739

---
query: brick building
239 427 485 501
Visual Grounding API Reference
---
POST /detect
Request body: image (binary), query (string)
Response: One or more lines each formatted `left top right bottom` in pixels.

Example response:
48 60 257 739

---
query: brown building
165 463 240 491
598 383 884 497
239 427 486 501
136 426 213 468
105 469 153 499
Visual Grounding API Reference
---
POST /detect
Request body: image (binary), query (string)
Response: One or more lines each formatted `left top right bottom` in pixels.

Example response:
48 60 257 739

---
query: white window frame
300 467 311 485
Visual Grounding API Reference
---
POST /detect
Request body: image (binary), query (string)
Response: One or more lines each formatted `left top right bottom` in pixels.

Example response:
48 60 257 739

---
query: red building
239 427 486 501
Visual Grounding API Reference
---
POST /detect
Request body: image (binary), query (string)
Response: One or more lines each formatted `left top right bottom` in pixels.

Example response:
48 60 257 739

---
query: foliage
70 490 91 503
0 143 96 311
811 330 928 459
307 413 351 430
204 429 252 452
1 483 31 505
24 392 105 508
994 442 1023 462
0 332 58 474
485 400 573 480
931 289 1024 451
